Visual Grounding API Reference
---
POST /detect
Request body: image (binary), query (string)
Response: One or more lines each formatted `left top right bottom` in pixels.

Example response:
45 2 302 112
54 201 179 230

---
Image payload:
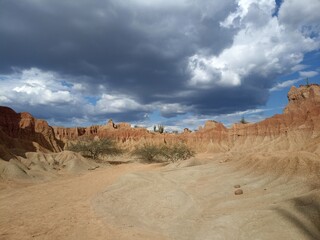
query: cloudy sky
0 0 319 131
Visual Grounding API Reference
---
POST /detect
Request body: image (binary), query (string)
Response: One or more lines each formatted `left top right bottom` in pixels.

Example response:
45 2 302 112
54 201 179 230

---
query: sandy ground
0 163 161 240
1 154 320 240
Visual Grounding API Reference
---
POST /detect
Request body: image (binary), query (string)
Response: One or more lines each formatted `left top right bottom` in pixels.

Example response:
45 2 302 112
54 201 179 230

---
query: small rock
234 184 241 188
234 189 243 195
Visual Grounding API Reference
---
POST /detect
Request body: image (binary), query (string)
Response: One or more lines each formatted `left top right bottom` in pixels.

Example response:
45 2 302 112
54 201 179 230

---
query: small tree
158 125 164 134
240 116 248 124
67 138 122 160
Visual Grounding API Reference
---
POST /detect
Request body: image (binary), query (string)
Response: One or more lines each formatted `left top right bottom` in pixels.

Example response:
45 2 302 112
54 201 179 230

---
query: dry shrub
132 143 194 163
67 138 122 160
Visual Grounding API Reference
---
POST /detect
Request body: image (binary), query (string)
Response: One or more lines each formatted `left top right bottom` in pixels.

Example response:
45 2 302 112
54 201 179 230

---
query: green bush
160 144 195 162
132 144 162 163
67 138 122 159
132 143 195 163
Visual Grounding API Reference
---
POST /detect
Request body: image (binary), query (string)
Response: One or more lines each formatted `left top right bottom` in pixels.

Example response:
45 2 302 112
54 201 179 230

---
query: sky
0 0 319 131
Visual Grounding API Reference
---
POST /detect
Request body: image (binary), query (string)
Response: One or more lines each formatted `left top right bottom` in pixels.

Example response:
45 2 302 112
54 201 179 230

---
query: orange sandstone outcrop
51 84 320 152
1 84 319 157
0 106 63 157
229 85 320 152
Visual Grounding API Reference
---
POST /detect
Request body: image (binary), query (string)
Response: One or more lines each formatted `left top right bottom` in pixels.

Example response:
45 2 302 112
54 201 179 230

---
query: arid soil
94 152 320 240
1 153 319 240
0 163 162 240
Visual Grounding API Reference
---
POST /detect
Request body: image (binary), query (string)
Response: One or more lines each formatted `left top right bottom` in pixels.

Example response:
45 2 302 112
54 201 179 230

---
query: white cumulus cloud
270 78 303 92
299 71 318 78
188 0 320 88
0 68 74 106
93 93 147 114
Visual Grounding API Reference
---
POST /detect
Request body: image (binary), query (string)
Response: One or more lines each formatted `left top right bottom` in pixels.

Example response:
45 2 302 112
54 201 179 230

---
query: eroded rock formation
1 84 319 159
54 84 320 152
0 106 63 157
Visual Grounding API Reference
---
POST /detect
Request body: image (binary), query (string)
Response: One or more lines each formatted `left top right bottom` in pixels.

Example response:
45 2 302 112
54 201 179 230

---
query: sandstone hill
0 84 319 180
0 107 98 180
52 84 320 153
0 107 63 154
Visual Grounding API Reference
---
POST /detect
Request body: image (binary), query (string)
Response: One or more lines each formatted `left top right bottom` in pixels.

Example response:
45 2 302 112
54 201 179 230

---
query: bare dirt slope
0 151 99 181
0 163 162 240
1 153 319 240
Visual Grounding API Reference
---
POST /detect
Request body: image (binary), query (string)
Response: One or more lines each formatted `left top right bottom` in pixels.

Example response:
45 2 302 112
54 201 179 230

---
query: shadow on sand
276 194 320 240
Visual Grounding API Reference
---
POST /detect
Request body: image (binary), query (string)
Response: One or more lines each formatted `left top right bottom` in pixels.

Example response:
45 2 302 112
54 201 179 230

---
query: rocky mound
0 151 99 181
0 107 88 181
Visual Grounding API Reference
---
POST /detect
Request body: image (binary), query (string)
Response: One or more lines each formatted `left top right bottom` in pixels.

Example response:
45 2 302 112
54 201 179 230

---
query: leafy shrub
132 143 194 163
160 144 195 162
132 144 162 163
67 138 122 159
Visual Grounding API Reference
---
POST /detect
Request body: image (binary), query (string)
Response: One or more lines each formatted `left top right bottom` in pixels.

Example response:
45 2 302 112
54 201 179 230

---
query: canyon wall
0 107 63 159
1 84 319 160
53 84 320 152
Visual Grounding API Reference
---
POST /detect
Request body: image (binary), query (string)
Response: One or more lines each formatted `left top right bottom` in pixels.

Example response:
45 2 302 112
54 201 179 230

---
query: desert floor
1 153 319 240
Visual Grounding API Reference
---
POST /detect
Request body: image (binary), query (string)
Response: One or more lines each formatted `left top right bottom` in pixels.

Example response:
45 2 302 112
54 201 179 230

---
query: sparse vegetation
158 125 164 133
305 77 310 87
132 144 161 163
132 143 195 163
160 144 195 162
67 138 122 160
240 116 248 124
153 124 165 134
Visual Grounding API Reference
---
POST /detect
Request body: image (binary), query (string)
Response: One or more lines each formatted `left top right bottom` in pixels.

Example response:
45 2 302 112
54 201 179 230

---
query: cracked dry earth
1 153 320 240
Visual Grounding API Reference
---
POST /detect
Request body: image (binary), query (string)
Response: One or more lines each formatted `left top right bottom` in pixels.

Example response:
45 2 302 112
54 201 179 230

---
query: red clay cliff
0 84 319 158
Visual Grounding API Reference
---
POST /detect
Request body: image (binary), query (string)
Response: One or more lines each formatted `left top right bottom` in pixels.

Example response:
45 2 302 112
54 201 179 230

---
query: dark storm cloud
7 96 146 126
160 84 269 117
1 0 319 124
0 0 236 101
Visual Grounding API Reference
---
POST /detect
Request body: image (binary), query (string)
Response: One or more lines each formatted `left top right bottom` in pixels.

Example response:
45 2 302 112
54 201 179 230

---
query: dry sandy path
0 163 161 240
